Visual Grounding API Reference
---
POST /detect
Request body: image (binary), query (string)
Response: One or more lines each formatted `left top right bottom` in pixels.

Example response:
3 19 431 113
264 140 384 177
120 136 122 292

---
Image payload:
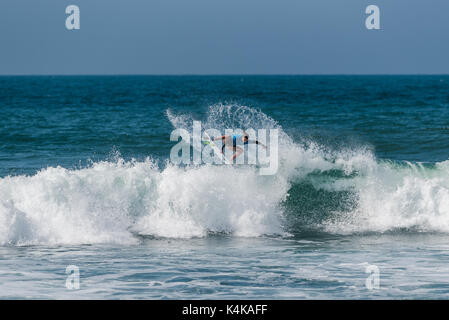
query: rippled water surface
1 76 448 298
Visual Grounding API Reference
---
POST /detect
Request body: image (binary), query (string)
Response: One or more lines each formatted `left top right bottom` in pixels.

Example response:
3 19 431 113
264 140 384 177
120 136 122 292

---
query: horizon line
1 73 449 77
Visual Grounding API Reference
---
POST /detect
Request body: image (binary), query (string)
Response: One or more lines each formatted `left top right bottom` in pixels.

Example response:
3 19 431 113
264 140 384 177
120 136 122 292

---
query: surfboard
203 131 231 164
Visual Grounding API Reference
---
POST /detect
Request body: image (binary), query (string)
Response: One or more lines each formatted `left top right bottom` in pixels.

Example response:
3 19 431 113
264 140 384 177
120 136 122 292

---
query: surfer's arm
211 135 229 141
248 140 267 149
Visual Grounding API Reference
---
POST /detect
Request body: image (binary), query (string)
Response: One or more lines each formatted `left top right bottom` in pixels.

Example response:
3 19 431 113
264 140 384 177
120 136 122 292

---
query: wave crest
1 104 448 245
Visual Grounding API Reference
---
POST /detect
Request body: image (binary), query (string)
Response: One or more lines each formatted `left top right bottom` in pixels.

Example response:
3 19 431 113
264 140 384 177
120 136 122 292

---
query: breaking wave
0 103 448 245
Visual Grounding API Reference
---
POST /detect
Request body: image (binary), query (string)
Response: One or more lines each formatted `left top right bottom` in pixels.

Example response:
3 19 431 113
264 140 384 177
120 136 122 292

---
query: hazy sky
1 0 448 74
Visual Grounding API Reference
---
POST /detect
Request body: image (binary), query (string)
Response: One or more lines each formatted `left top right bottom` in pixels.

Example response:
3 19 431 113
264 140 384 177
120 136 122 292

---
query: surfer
212 133 267 160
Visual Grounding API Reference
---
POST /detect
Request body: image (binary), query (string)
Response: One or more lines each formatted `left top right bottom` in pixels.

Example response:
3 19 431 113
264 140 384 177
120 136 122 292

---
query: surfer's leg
222 137 232 154
231 146 243 160
223 144 236 160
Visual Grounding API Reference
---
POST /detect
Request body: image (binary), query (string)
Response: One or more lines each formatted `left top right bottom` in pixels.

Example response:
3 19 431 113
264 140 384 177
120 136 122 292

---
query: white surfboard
203 131 231 165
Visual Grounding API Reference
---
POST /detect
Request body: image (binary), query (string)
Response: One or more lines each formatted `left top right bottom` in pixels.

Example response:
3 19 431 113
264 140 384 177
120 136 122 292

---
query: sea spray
0 104 448 245
0 157 289 245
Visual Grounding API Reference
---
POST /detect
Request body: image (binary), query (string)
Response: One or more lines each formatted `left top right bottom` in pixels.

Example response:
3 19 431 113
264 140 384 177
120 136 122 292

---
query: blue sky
0 0 448 74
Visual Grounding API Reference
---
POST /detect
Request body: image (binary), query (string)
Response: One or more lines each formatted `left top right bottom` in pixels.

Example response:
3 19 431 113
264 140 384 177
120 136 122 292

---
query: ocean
0 75 448 299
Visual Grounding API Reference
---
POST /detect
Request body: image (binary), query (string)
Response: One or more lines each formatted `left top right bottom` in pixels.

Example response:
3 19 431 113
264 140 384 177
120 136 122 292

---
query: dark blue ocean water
1 76 448 176
0 76 448 299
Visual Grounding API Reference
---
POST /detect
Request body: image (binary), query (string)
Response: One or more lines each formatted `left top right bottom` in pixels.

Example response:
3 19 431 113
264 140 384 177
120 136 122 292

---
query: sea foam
1 104 448 245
